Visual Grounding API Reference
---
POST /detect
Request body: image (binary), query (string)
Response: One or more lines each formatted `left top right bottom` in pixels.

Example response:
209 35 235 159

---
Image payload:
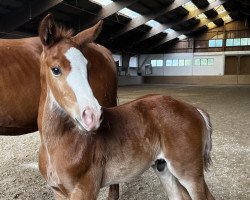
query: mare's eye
51 66 62 76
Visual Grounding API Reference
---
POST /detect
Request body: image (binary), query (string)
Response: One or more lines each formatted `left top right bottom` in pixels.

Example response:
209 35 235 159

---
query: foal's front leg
70 170 102 200
54 191 67 200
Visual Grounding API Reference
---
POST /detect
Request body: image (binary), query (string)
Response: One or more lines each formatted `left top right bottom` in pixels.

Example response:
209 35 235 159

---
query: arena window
209 39 223 47
151 60 163 67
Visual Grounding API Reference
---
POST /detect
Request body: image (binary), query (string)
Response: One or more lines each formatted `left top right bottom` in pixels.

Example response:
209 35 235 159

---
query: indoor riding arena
0 0 249 200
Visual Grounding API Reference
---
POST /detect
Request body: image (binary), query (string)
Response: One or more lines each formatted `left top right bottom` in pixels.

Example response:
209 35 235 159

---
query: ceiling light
222 14 233 23
215 5 226 14
183 1 198 12
178 34 187 40
89 0 113 6
208 0 217 3
207 22 216 29
118 8 141 19
196 13 208 20
164 28 175 34
146 20 161 27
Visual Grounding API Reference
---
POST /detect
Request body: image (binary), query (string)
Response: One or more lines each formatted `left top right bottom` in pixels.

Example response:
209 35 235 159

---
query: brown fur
0 16 117 135
38 15 215 200
39 93 215 200
0 37 42 135
37 14 119 200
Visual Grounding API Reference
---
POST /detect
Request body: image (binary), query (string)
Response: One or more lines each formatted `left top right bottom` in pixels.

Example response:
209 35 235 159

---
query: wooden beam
103 0 190 41
123 0 228 49
0 0 63 33
140 11 230 53
76 0 138 29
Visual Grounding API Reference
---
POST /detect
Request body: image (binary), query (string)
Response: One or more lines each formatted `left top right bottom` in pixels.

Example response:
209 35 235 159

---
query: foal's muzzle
76 107 102 132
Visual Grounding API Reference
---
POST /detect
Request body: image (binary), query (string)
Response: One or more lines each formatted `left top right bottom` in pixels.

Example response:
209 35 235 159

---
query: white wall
164 53 193 76
138 52 225 76
129 56 138 67
112 54 122 66
139 54 164 76
193 53 224 76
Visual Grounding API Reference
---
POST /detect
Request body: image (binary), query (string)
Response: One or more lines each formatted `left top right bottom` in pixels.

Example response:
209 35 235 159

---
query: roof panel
207 21 216 29
145 20 161 27
164 28 175 34
222 14 233 23
89 0 113 6
183 1 198 12
196 13 207 20
215 5 227 14
118 8 141 19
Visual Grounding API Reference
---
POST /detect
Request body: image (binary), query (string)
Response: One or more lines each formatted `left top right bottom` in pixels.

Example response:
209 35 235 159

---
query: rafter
0 0 63 33
103 0 190 42
139 11 231 53
123 0 228 49
75 0 138 29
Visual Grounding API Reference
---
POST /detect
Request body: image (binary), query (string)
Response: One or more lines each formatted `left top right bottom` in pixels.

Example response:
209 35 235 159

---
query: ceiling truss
0 0 241 53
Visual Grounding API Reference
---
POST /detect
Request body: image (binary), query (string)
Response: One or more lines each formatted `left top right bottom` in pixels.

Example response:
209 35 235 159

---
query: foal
38 16 215 200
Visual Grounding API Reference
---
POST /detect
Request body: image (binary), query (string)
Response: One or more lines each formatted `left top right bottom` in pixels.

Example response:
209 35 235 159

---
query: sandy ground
0 84 249 200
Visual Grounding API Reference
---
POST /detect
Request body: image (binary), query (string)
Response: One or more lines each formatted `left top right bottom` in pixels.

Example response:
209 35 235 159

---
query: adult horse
0 14 119 200
0 17 117 136
38 14 215 200
0 37 41 135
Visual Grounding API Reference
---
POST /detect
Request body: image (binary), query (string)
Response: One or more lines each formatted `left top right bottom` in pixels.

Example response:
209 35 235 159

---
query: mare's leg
108 184 119 200
152 159 191 200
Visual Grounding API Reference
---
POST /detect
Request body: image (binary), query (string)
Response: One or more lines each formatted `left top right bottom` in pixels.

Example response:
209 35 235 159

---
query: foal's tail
197 108 213 171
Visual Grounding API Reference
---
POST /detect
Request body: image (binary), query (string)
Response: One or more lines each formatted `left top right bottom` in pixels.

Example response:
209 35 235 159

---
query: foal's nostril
100 113 104 121
82 109 94 126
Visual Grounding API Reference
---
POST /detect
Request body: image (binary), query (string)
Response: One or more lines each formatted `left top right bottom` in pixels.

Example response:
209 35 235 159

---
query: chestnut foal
38 17 215 200
37 14 118 199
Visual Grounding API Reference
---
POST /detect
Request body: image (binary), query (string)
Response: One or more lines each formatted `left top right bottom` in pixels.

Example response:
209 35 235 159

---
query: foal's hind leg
152 159 191 200
168 162 210 200
178 177 206 200
204 181 215 200
107 184 119 200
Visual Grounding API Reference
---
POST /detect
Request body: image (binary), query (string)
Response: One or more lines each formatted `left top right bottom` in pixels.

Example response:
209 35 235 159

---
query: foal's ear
39 14 58 47
72 20 103 45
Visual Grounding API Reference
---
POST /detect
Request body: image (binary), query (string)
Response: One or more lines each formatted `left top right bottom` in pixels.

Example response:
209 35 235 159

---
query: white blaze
65 47 101 120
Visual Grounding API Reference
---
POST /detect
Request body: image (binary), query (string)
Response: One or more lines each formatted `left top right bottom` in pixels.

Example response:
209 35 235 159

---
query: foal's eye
51 66 62 76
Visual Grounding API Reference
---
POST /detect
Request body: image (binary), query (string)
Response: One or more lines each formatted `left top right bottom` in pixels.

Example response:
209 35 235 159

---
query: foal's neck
41 91 78 139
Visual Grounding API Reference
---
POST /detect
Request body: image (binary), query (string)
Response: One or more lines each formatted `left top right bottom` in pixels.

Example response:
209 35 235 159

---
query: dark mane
56 24 74 39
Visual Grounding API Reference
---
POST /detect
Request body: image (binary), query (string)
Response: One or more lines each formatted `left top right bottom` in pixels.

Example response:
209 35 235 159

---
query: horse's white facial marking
65 47 101 131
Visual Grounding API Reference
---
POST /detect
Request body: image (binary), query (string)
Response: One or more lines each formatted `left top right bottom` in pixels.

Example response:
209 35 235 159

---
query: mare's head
39 14 103 132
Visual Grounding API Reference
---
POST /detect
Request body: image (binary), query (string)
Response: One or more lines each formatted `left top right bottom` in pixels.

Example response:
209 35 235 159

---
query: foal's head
39 14 103 132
